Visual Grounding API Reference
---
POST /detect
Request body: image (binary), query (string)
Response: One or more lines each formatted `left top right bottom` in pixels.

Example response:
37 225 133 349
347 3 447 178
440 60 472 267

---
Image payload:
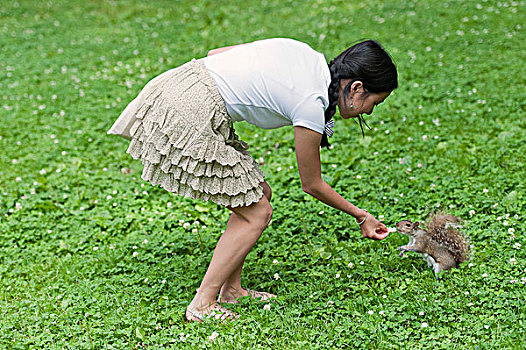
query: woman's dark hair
322 40 398 148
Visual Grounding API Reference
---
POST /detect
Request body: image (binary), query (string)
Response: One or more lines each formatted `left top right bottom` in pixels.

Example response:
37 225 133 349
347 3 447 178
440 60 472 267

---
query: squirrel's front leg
399 245 418 257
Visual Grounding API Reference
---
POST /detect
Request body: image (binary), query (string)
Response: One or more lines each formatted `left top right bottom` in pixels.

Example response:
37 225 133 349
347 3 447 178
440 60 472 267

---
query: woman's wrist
355 210 368 225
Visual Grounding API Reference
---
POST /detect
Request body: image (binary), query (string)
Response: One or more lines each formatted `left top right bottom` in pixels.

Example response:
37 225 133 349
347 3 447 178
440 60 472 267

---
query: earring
350 100 354 109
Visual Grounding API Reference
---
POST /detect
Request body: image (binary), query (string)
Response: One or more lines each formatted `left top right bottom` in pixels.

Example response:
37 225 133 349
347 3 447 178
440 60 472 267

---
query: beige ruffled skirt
123 59 264 208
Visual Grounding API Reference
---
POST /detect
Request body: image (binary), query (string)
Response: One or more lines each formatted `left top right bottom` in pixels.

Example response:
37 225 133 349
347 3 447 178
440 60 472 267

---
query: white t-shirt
203 38 331 134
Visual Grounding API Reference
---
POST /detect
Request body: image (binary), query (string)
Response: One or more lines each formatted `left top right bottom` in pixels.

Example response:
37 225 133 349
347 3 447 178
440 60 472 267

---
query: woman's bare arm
294 126 389 240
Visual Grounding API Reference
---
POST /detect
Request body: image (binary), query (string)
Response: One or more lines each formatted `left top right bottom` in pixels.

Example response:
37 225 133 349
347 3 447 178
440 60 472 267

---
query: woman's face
337 80 391 119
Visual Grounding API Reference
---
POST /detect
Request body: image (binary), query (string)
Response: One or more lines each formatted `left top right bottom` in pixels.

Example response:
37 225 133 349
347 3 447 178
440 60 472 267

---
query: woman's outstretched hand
360 213 389 240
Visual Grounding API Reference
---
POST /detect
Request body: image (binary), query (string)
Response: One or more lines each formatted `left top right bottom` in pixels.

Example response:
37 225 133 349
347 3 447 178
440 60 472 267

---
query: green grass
1 0 525 348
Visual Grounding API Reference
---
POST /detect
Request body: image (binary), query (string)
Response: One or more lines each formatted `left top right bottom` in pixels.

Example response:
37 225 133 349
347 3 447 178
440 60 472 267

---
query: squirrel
396 212 471 277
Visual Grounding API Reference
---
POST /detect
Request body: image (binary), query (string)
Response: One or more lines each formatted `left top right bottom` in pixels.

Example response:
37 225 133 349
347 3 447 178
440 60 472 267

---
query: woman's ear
351 81 364 93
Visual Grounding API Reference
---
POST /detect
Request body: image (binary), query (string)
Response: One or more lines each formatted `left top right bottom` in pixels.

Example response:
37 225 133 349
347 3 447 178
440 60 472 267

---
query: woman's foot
185 302 240 323
218 286 277 304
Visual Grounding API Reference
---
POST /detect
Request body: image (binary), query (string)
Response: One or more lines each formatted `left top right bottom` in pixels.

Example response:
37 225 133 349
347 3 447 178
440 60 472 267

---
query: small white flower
483 188 489 193
360 261 364 265
274 273 280 280
356 175 362 179
93 246 98 251
208 332 219 341
503 220 509 226
273 259 279 265
183 222 191 229
319 211 324 215
40 169 47 175
379 310 385 315
492 203 498 209
383 295 387 299
421 322 428 328
514 243 521 249
143 239 148 244
419 311 424 316
348 262 354 268
510 279 517 284
162 279 166 284
422 135 428 141
263 304 271 311
468 263 474 267
482 273 488 278
133 252 138 257
469 210 475 216
327 300 334 305
335 273 340 278
422 297 427 301
465 291 469 295
368 310 374 315
510 258 517 265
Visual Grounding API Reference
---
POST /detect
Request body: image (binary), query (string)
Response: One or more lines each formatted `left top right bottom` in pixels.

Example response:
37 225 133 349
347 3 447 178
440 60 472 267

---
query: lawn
1 0 525 348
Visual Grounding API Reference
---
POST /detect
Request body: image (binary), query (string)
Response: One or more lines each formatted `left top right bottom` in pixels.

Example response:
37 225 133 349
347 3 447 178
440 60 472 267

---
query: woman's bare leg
218 182 276 303
186 194 272 321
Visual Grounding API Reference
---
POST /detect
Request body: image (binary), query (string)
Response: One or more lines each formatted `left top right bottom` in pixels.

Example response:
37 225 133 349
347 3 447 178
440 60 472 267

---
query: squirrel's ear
414 222 420 229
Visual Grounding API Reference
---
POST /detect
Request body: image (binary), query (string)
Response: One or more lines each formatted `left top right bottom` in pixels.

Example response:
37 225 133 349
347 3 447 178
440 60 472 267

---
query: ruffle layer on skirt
124 59 264 208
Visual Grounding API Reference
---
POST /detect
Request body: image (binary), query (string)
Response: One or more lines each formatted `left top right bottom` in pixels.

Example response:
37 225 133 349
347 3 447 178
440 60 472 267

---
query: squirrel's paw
398 246 407 257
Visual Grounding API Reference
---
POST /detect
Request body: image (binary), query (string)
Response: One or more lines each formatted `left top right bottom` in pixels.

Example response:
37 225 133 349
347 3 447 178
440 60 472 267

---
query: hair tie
325 119 335 137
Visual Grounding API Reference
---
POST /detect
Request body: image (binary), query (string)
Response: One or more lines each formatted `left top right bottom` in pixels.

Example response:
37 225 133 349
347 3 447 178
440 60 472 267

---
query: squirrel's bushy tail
426 212 471 264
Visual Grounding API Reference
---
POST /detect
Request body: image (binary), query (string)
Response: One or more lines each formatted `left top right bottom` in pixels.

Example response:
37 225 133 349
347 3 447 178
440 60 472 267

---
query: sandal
218 288 277 304
185 303 240 323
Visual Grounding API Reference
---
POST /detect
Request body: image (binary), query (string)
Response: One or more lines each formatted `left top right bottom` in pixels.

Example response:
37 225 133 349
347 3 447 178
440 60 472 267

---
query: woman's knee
261 181 272 202
261 202 273 227
233 197 272 232
250 200 272 233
